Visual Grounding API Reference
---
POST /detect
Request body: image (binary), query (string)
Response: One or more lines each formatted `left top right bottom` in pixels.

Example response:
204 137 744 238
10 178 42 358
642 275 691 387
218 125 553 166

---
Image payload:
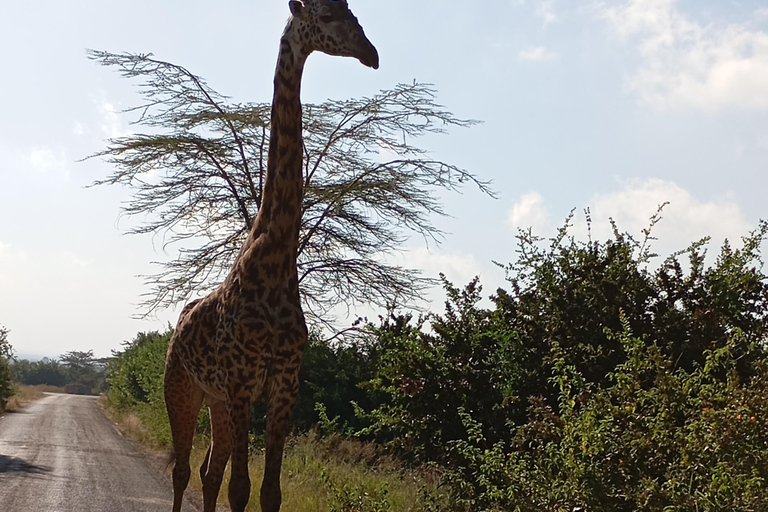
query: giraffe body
163 2 378 511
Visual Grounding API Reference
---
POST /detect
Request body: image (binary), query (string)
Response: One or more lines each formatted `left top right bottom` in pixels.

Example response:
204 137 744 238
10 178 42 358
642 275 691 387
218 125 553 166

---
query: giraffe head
287 0 379 69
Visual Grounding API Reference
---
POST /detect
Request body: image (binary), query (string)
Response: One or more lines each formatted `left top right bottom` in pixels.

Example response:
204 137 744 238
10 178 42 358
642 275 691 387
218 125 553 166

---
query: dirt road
0 393 200 511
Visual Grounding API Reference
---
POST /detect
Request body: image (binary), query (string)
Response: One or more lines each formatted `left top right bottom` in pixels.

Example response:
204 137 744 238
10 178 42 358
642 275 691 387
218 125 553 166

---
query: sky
1 0 767 358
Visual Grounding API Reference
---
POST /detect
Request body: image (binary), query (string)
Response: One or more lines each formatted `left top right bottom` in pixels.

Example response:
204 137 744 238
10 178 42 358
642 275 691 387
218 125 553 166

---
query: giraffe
163 2 378 511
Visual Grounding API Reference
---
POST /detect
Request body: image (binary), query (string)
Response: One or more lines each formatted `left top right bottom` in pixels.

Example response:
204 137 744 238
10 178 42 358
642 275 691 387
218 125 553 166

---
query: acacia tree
59 350 107 391
88 51 492 332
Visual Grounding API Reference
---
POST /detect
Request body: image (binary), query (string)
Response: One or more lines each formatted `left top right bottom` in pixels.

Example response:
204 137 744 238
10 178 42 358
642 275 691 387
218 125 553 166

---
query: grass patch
99 397 172 452
103 397 445 511
4 384 63 411
188 432 445 512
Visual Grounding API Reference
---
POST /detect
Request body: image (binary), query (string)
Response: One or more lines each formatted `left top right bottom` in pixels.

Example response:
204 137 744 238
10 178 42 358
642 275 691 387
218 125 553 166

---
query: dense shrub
292 335 385 433
107 329 177 445
443 322 768 511
363 218 768 510
358 281 524 462
108 330 171 408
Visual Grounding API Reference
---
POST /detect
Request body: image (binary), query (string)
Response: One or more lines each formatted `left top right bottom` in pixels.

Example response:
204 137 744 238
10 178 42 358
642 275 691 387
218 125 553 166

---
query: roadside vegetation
0 324 108 413
0 326 67 412
0 325 13 411
3 384 65 412
105 328 443 510
104 216 768 511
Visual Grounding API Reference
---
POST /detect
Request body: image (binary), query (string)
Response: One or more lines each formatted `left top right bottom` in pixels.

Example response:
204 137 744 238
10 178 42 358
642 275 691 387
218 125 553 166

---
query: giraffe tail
165 448 176 472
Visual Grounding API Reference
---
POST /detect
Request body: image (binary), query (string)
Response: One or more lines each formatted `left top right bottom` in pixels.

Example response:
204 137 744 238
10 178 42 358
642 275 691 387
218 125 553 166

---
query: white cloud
60 251 94 269
756 8 768 22
392 247 483 286
508 192 552 233
507 180 754 260
96 98 130 138
601 0 768 110
519 45 560 61
536 0 560 26
575 178 751 255
27 147 69 177
338 247 487 323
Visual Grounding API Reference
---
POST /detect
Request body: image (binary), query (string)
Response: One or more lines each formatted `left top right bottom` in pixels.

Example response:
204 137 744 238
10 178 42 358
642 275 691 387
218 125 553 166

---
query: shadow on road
3 408 33 415
0 455 52 477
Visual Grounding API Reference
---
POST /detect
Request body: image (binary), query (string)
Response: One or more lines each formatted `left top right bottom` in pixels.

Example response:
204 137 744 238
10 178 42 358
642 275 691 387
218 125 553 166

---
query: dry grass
99 399 170 454
103 398 446 511
187 432 445 512
4 384 63 411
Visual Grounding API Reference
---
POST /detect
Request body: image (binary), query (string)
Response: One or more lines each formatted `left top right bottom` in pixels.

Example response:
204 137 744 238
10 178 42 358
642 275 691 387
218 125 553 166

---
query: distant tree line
11 350 107 393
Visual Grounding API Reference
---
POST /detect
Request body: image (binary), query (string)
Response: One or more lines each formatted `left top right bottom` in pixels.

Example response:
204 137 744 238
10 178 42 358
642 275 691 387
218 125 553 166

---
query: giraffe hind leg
201 399 231 512
165 352 204 512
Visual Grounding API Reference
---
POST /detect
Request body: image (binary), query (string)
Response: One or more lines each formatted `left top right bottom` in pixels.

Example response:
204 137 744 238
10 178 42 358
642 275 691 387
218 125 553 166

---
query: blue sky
1 0 767 358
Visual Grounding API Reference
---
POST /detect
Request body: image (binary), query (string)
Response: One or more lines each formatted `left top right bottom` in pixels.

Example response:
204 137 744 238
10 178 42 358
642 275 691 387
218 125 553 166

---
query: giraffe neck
251 30 308 252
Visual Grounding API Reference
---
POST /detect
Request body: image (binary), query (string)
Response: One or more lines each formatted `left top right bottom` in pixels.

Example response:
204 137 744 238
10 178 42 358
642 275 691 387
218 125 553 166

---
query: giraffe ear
289 1 305 17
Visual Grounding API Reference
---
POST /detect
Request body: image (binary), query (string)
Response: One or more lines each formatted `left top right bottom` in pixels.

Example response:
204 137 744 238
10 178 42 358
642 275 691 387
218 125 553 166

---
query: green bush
0 325 13 411
107 329 179 445
444 321 768 511
293 334 385 433
362 217 768 510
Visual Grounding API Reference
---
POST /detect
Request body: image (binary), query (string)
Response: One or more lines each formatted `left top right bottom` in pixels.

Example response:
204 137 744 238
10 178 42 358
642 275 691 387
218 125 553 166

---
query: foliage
59 350 107 392
106 329 383 442
11 359 68 387
101 208 768 510
363 216 768 510
291 334 386 433
184 431 445 512
106 329 178 446
12 353 107 392
87 51 492 331
358 279 523 462
0 325 13 411
321 469 391 512
443 323 768 511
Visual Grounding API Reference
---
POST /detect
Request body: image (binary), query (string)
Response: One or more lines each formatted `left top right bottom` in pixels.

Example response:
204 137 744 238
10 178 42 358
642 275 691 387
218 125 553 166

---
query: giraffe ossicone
163 2 378 512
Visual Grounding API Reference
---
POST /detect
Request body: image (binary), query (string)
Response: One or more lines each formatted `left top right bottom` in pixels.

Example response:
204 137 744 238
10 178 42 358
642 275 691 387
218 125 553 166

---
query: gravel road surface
0 393 200 512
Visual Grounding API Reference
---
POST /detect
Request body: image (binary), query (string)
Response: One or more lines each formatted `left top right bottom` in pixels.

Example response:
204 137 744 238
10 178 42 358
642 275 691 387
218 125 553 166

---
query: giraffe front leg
260 370 300 512
227 394 253 512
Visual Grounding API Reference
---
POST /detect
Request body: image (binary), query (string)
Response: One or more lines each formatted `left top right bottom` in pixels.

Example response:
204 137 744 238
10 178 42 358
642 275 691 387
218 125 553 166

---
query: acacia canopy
88 50 492 333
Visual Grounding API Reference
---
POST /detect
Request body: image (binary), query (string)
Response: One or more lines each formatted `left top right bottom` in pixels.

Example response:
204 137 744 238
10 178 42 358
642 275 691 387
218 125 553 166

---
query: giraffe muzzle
358 39 379 69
